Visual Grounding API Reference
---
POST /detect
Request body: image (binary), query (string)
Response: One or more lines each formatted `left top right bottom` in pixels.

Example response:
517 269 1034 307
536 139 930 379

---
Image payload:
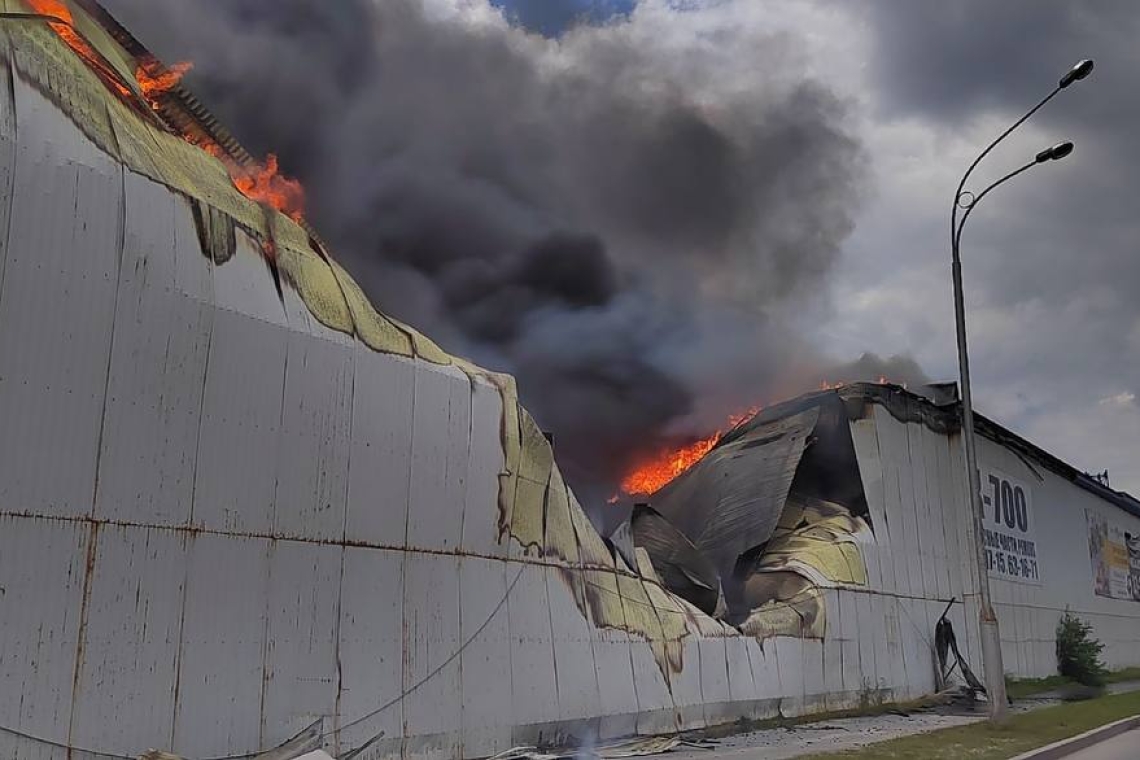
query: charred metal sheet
630 505 722 617
650 407 819 581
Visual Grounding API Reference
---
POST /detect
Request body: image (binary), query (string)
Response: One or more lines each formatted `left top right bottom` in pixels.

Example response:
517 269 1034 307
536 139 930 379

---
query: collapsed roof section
631 392 873 629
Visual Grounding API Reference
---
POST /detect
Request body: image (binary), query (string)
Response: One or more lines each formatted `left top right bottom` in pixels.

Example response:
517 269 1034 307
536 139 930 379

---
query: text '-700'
984 474 1029 533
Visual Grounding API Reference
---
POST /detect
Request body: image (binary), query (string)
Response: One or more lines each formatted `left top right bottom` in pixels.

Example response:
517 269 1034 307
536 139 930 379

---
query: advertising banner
1087 509 1140 601
981 467 1041 584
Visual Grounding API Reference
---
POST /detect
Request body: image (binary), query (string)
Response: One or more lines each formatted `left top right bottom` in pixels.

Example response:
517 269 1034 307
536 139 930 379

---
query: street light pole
950 59 1091 721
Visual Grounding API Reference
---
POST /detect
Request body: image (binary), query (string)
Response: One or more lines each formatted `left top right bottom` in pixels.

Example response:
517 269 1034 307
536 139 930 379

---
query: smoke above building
101 0 917 503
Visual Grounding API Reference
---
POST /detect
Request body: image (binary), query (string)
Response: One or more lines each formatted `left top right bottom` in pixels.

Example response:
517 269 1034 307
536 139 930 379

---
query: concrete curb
1009 714 1140 759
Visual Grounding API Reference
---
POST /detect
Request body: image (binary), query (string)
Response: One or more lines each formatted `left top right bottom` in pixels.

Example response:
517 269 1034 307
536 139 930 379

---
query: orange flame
28 0 134 101
136 58 192 106
33 3 307 224
232 154 306 221
620 406 760 497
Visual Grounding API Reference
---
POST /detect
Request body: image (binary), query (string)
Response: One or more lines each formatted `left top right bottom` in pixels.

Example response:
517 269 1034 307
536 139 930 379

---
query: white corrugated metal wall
3 11 1140 760
852 404 1140 683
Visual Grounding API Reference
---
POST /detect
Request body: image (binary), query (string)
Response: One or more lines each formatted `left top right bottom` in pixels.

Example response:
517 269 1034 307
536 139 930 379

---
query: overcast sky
495 0 1140 495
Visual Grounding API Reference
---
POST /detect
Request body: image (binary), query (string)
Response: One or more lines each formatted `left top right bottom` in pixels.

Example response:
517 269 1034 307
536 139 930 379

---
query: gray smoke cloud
101 0 885 502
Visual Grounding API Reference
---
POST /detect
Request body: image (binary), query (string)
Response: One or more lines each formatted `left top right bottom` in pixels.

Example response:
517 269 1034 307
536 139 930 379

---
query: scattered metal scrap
935 599 986 697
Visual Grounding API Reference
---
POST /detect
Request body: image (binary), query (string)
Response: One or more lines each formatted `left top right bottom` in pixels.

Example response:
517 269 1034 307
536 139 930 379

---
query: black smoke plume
103 0 879 505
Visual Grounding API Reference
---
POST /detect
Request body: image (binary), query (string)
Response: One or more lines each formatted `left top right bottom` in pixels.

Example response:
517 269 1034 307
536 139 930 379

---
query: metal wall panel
627 641 675 733
724 636 757 704
192 303 289 535
11 70 118 174
801 639 825 705
849 417 890 593
444 369 473 547
401 552 462 756
933 429 966 603
0 517 90 752
697 638 731 710
94 173 212 527
336 546 406 757
458 557 514 759
0 142 119 519
746 638 781 702
870 407 912 598
835 590 863 696
905 422 937 600
68 526 185 756
918 426 953 601
406 365 467 553
345 349 415 547
0 61 15 350
852 590 879 692
212 234 288 324
771 637 805 716
506 564 560 728
589 606 639 737
272 308 354 542
882 595 908 696
171 534 270 759
260 540 341 748
546 569 602 721
667 637 704 731
460 379 506 558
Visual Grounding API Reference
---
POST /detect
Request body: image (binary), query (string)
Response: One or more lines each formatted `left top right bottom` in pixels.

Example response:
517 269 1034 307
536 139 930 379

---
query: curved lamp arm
950 59 1093 261
954 141 1074 253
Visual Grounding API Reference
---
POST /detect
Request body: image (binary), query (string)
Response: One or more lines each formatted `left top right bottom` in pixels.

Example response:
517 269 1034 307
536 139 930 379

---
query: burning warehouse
1 2 1140 759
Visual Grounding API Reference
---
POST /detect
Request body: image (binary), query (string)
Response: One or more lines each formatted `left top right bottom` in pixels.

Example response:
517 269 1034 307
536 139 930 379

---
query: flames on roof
26 0 307 223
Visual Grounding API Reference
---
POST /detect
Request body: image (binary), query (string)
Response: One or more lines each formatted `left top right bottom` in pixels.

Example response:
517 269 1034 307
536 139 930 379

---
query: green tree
1056 611 1107 687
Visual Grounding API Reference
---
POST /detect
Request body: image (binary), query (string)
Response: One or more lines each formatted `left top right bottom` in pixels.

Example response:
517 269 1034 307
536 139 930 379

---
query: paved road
665 713 984 760
1063 728 1140 760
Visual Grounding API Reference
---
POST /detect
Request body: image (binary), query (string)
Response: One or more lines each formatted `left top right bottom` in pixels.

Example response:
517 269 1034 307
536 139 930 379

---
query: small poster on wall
1086 508 1140 601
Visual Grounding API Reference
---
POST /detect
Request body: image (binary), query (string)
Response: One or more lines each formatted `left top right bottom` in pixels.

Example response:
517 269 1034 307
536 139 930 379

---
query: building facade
0 3 1137 758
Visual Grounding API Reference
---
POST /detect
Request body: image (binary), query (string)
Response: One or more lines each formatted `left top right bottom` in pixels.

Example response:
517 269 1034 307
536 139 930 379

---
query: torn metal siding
650 408 819 582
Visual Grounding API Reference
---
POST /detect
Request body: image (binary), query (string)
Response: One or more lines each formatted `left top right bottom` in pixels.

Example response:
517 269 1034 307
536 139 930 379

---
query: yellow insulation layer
543 466 579 564
271 217 354 334
740 587 826 640
329 261 414 357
